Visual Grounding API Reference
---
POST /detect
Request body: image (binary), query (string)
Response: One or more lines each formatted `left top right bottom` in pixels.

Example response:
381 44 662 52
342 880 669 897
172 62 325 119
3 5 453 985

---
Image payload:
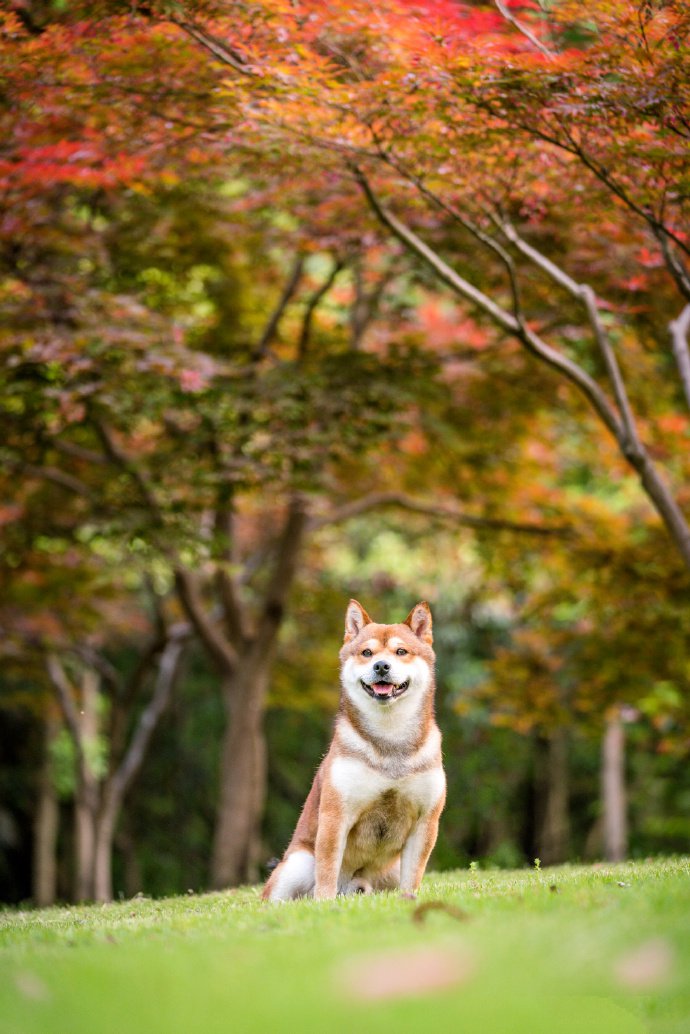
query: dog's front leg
314 788 348 900
399 798 444 895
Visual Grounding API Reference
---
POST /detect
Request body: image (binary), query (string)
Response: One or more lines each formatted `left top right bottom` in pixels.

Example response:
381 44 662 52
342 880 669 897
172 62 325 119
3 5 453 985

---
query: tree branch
657 231 690 302
215 566 248 648
309 491 570 537
354 167 623 439
91 419 164 524
356 169 690 571
107 621 191 806
385 161 525 326
494 110 690 273
170 19 256 77
52 439 108 466
494 215 643 455
108 628 168 760
46 654 83 755
70 646 121 695
19 463 95 500
297 257 344 360
579 284 642 456
670 304 690 412
494 0 554 58
253 254 305 360
254 497 309 645
174 568 238 674
349 255 397 351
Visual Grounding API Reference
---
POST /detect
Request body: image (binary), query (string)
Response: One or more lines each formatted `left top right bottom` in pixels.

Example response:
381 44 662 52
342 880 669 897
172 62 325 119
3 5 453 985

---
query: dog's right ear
344 599 372 643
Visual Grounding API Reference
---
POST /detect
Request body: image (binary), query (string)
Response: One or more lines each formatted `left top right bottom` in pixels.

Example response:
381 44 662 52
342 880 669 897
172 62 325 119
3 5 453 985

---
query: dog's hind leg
263 849 315 902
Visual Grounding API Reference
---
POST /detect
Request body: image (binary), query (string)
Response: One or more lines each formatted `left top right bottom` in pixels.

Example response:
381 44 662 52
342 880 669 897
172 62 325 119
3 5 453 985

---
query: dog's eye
396 648 408 656
362 648 373 657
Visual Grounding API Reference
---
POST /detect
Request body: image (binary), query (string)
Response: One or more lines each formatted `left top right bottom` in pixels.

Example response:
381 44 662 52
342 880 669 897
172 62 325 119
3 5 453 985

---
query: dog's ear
404 601 433 645
344 599 372 643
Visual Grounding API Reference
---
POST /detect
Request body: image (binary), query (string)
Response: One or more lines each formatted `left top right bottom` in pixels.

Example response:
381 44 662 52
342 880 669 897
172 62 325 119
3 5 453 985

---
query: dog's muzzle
360 678 410 702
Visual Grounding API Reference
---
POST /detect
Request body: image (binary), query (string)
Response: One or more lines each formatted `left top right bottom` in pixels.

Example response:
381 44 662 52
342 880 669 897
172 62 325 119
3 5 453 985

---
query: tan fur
263 600 446 901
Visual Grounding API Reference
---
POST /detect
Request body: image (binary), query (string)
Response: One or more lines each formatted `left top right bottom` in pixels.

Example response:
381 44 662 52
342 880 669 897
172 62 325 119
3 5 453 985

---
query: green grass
1 859 689 1034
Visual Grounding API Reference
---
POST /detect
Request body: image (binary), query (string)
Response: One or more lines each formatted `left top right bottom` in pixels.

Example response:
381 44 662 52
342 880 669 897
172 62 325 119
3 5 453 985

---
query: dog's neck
337 680 436 758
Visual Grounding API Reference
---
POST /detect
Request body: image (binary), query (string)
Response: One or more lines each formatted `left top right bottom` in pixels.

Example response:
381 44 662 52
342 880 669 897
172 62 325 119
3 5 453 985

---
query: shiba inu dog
263 599 445 901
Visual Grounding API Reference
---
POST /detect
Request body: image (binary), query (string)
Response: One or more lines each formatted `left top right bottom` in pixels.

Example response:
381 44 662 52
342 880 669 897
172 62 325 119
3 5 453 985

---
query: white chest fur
329 753 445 822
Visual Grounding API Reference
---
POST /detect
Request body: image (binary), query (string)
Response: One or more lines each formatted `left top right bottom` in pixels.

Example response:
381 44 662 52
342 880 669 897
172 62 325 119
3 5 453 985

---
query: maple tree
0 475 195 903
7 0 689 564
0 144 443 891
3 0 690 898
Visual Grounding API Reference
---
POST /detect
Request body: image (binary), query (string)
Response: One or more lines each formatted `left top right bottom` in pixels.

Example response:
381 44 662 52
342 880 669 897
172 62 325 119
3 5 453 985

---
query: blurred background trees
1 0 689 903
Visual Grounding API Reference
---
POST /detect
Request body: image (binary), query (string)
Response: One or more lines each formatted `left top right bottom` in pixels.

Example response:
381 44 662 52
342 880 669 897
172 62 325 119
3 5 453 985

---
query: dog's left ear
404 601 433 645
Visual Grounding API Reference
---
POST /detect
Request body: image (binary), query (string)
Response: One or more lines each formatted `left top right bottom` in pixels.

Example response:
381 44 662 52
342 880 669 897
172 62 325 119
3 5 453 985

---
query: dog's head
339 599 435 708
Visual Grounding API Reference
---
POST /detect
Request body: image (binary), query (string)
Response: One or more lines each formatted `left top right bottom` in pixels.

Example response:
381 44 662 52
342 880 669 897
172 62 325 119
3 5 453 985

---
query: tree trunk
175 499 308 890
73 772 98 901
32 713 60 907
93 628 189 902
116 825 143 898
210 665 270 889
247 722 268 883
92 808 117 903
602 711 627 862
536 728 570 865
74 669 100 901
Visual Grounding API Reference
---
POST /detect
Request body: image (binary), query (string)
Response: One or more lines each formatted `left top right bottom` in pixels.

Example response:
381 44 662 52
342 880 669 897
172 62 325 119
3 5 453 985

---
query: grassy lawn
1 858 689 1034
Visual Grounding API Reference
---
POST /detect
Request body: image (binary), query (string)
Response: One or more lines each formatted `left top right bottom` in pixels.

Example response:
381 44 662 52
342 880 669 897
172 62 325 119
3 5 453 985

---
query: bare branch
657 231 690 302
553 126 690 266
354 167 623 440
349 255 397 350
670 304 690 411
215 566 248 647
70 646 121 694
579 284 642 456
52 439 108 466
254 497 309 645
253 255 305 360
171 19 255 77
109 628 168 758
20 463 95 500
174 568 238 673
297 258 344 360
493 214 581 295
91 419 163 524
389 166 525 325
309 491 570 537
108 622 191 805
494 0 554 58
493 111 690 271
495 216 643 454
46 654 83 753
357 169 690 570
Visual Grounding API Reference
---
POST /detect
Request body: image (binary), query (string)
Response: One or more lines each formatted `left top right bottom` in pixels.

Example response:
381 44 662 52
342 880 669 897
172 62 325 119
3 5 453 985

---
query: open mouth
360 678 410 702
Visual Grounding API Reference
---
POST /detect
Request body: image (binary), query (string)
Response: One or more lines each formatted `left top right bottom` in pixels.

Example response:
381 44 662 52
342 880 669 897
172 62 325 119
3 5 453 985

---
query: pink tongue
373 682 393 695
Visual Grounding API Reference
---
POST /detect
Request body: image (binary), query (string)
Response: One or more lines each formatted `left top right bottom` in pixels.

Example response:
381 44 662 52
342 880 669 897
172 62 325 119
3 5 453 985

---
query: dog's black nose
373 660 390 676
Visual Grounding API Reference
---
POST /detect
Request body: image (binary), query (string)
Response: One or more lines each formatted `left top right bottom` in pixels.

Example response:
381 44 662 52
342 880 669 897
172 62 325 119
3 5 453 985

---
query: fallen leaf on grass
14 971 50 1002
411 900 469 925
338 945 475 1001
613 938 674 990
